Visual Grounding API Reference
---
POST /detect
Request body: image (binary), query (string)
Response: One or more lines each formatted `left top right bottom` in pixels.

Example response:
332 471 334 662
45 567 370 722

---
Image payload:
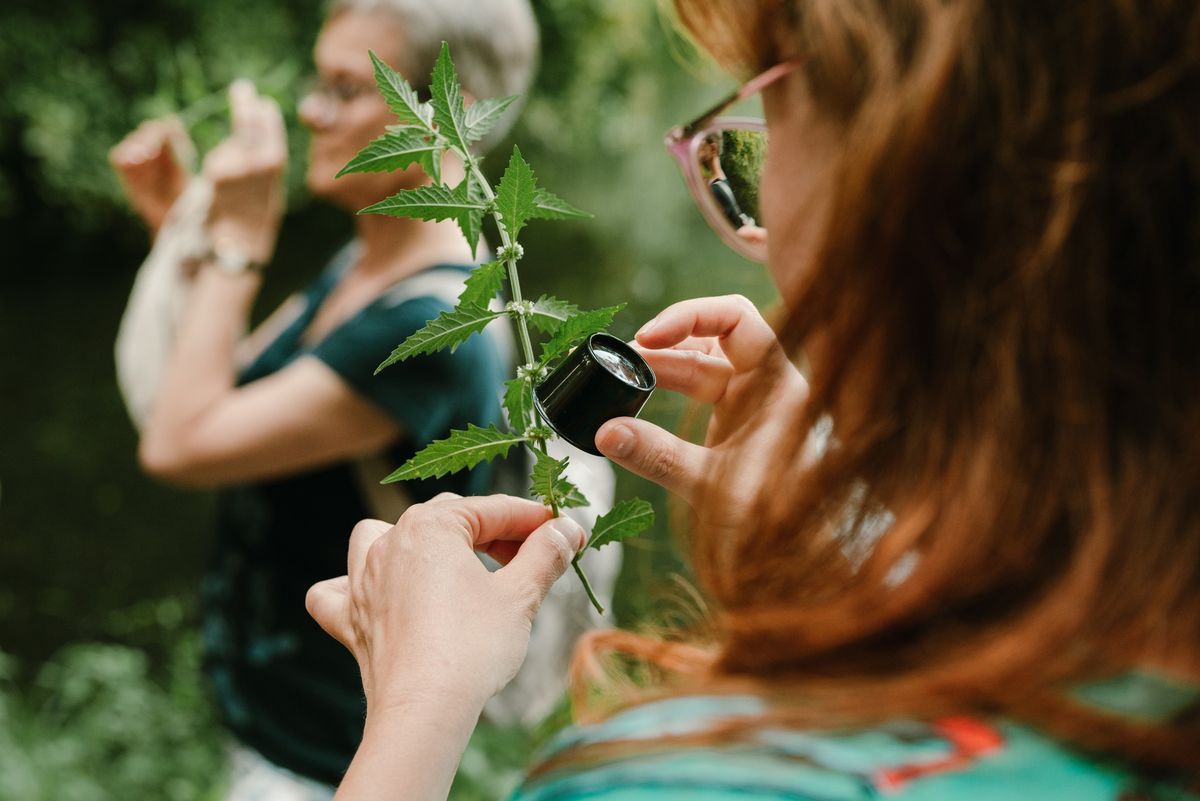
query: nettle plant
338 44 654 614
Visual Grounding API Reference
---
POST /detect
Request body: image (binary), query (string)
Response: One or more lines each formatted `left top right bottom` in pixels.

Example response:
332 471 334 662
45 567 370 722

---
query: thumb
595 417 706 504
306 576 353 652
500 516 585 616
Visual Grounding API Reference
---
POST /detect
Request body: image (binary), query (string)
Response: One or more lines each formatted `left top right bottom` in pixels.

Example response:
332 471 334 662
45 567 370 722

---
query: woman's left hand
203 79 287 265
306 494 586 715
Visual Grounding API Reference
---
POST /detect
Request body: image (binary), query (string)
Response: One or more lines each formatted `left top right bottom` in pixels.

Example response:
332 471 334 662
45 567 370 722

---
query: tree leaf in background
494 145 538 241
370 50 434 132
465 94 519 144
429 41 470 153
375 303 503 371
540 304 625 364
503 377 534 434
529 295 580 335
531 187 591 220
458 261 506 307
382 424 525 482
530 451 589 510
336 127 442 178
587 499 655 551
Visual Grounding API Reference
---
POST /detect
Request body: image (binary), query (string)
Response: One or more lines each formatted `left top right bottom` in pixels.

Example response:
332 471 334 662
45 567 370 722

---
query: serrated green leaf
540 304 625 364
503 377 534 433
458 261 506 307
382 424 525 482
531 187 591 220
465 95 519 143
426 145 442 184
386 125 442 183
495 145 537 241
529 450 566 505
360 182 484 254
337 128 442 179
529 295 579 335
370 51 434 132
359 182 485 222
429 42 470 153
530 451 590 510
587 499 655 550
560 483 589 509
458 172 488 257
375 303 503 371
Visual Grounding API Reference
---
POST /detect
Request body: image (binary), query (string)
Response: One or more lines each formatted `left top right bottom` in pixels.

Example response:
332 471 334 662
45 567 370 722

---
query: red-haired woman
305 0 1200 798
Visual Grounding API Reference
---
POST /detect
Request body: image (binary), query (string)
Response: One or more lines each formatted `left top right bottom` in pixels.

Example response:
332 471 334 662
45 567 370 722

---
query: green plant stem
572 557 604 615
460 148 606 614
461 155 538 375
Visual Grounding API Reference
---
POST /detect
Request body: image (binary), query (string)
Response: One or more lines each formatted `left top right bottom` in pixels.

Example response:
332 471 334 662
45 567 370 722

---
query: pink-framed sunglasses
665 62 799 263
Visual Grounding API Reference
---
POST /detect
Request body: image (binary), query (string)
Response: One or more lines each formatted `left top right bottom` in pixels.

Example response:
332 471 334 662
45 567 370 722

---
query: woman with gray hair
109 2 611 798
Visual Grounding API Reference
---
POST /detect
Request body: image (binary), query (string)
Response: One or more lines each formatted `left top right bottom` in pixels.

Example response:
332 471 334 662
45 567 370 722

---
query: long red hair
564 0 1200 776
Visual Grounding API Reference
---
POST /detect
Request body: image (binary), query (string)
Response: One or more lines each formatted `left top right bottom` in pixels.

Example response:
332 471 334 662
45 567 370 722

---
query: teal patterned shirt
512 687 1198 801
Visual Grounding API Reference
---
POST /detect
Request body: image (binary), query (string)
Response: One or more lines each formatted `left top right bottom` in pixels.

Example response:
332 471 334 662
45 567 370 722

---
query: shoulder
319 265 474 353
360 264 479 337
316 264 504 405
372 264 507 370
512 696 1189 801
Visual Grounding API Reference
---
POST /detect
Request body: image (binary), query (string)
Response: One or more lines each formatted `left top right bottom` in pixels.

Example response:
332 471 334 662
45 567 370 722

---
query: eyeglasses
300 75 432 123
302 75 380 106
665 62 798 263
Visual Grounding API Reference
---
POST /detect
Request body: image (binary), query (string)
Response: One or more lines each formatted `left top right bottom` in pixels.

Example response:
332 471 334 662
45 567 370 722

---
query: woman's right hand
595 295 808 515
108 116 195 236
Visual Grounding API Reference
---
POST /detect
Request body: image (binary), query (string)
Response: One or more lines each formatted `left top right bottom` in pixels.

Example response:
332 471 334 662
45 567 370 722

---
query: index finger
435 494 555 549
347 518 391 582
257 95 288 159
635 295 779 373
228 79 259 136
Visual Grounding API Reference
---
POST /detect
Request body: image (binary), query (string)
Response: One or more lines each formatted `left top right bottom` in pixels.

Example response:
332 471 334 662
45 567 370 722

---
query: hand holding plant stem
337 43 654 614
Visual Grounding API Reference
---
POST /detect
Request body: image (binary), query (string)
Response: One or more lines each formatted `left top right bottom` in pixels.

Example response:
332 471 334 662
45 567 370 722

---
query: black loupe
534 333 656 456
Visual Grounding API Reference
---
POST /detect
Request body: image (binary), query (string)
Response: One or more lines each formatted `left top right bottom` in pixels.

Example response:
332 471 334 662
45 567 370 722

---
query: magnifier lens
592 343 650 389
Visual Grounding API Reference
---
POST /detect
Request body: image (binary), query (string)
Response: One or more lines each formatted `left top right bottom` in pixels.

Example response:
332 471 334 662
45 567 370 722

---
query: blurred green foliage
0 0 320 226
0 0 779 796
0 599 225 801
0 600 559 801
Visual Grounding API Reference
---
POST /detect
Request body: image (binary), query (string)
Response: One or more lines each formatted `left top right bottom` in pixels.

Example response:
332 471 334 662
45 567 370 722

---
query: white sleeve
113 178 212 429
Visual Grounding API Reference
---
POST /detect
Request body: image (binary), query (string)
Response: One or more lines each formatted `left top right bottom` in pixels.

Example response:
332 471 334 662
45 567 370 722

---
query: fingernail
599 422 635 459
636 317 658 338
547 516 585 555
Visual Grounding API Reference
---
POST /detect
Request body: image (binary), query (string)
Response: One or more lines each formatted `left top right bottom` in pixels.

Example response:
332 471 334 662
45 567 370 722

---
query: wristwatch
204 237 265 275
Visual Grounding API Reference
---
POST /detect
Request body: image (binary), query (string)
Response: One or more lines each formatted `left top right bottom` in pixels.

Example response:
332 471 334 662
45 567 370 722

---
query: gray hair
329 0 538 153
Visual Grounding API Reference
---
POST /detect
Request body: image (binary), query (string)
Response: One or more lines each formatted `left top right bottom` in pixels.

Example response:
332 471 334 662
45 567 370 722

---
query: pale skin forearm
139 266 260 465
337 693 485 801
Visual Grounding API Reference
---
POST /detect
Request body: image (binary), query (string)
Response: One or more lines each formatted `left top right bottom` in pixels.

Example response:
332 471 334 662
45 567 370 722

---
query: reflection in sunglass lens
695 128 768 254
